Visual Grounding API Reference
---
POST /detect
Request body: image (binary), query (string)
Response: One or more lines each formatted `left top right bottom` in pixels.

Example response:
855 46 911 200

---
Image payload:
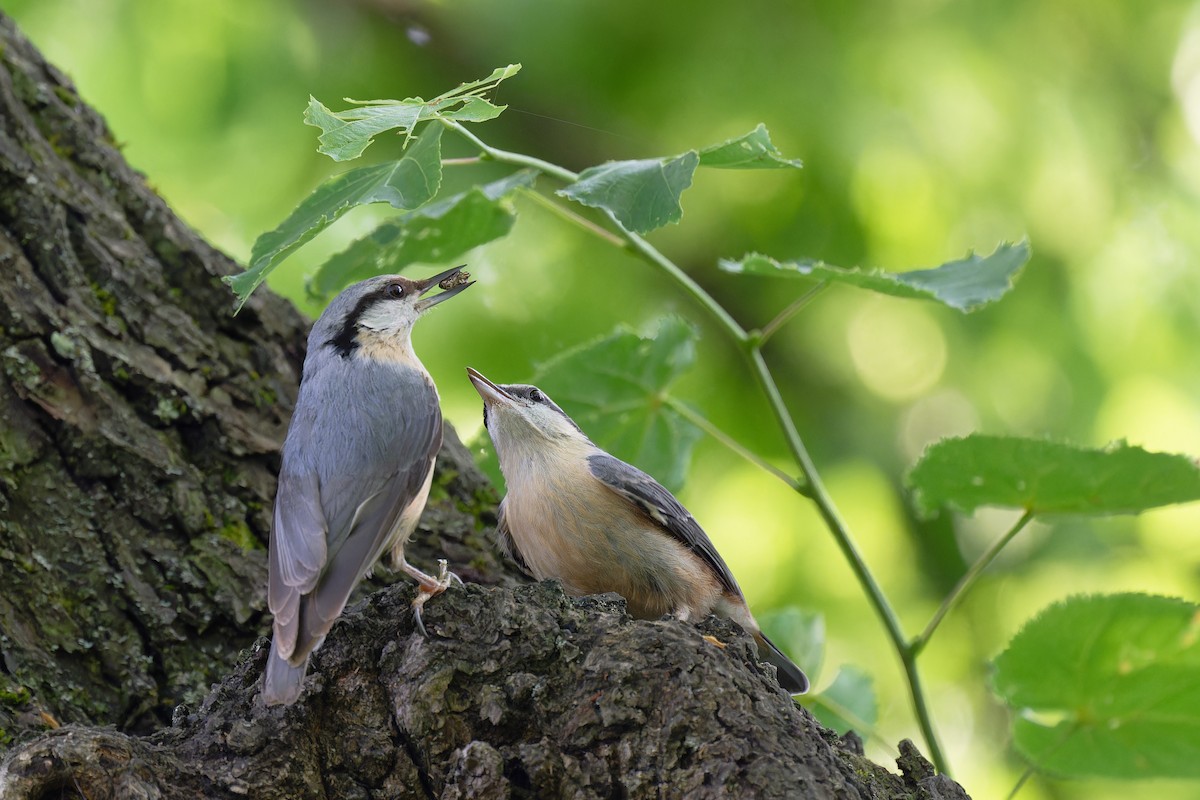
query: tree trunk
0 13 968 799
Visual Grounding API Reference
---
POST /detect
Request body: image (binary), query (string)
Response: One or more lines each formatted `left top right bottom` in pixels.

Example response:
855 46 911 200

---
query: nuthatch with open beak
261 266 473 706
466 368 809 694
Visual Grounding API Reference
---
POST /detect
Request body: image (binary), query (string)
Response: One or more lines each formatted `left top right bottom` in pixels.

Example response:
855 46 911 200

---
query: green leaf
993 593 1200 778
304 96 422 162
307 170 535 300
305 64 521 161
224 125 443 309
812 666 878 736
719 241 1031 312
698 124 803 169
908 434 1200 518
760 607 825 684
533 317 701 492
557 152 700 234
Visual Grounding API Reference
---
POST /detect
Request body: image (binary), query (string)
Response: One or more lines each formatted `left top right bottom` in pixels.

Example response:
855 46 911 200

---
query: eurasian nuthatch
466 368 809 694
261 266 473 706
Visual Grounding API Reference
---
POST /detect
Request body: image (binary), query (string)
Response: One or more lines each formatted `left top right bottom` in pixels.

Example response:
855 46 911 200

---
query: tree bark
0 13 969 799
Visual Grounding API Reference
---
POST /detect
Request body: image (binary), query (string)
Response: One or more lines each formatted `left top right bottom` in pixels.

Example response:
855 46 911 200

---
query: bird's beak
414 265 474 312
466 367 516 407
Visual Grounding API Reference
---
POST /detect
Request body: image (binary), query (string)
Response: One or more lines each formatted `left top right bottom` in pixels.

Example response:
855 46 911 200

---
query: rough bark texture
0 13 970 799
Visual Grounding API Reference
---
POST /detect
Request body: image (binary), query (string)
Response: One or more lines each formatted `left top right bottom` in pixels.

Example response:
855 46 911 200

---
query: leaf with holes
305 64 521 161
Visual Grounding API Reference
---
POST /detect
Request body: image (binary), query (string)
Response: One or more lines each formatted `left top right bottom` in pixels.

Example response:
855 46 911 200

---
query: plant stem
911 510 1035 655
665 397 802 491
442 119 579 183
759 281 829 345
444 119 950 773
745 349 949 772
519 187 628 248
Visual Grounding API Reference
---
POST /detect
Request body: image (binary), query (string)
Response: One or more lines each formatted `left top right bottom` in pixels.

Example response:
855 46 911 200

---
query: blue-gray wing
586 452 742 598
495 498 534 578
268 363 442 662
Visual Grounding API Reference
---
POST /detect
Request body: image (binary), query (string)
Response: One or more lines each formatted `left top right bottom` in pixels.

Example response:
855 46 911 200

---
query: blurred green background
7 0 1200 795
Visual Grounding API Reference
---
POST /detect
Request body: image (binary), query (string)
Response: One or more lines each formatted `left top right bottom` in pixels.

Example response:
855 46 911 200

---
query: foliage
219 64 1200 797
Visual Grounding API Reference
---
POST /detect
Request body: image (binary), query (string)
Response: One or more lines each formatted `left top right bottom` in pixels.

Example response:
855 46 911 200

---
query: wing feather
587 452 742 598
273 360 443 663
495 498 534 578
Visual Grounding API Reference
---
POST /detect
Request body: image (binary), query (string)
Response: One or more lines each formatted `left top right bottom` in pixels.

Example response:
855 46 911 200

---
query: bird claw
410 559 457 637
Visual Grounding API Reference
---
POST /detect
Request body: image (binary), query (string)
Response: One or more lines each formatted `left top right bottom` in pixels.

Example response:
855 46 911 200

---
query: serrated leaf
558 153 700 234
225 125 443 309
908 435 1200 518
307 170 535 299
719 241 1030 313
760 608 825 684
306 64 521 161
698 124 803 169
812 666 878 736
993 593 1200 778
532 317 700 492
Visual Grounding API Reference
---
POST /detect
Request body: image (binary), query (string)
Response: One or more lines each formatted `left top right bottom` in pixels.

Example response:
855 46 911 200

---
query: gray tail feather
755 632 810 695
262 636 309 706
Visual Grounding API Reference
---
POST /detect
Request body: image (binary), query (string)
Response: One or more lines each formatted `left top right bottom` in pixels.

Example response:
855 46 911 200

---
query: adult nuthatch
261 266 473 706
466 368 809 694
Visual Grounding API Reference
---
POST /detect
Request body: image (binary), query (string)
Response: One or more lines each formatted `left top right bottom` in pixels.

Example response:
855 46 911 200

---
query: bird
261 266 473 706
466 367 809 694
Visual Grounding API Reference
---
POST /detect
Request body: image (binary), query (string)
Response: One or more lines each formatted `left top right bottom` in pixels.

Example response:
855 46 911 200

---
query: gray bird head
466 368 587 455
312 266 473 360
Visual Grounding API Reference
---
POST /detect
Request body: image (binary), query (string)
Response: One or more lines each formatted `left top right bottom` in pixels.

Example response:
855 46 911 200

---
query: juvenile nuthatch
466 368 809 694
261 266 473 706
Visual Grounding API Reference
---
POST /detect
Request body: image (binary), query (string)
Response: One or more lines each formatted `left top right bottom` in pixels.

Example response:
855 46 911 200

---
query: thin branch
519 187 628 248
665 397 802 491
911 510 1035 655
758 281 830 345
442 157 484 166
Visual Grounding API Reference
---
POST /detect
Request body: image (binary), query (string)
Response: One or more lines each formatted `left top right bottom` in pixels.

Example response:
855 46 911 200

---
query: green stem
912 510 1034 655
745 349 949 772
759 281 829 345
665 397 802 491
519 187 628 248
442 119 579 183
444 119 949 773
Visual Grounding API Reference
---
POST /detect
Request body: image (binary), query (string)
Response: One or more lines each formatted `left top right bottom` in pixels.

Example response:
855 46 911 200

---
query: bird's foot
406 558 458 637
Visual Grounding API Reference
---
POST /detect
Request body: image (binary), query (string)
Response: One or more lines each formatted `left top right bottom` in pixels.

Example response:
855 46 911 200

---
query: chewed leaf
307 170 535 299
533 317 700 492
698 124 803 169
225 125 443 310
993 593 1200 778
305 64 521 161
558 153 699 234
719 241 1031 313
907 434 1200 518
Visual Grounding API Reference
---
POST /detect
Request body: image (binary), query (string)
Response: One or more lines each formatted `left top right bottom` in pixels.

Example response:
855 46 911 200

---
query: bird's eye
385 283 405 299
529 389 544 403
